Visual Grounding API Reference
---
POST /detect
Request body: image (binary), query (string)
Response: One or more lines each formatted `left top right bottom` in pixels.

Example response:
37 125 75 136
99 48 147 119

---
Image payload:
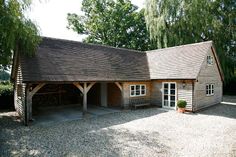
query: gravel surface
1 103 236 157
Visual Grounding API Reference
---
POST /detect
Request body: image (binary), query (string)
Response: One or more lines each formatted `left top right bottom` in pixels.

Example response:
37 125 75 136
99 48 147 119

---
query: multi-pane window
206 84 214 96
207 55 213 65
130 85 146 97
163 82 176 108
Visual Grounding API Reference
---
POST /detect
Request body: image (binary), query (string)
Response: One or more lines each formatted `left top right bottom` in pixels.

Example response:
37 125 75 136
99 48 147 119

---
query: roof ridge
42 36 144 54
146 40 213 53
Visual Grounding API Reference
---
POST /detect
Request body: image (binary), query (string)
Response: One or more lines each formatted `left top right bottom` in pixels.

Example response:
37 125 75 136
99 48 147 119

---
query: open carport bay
33 105 121 126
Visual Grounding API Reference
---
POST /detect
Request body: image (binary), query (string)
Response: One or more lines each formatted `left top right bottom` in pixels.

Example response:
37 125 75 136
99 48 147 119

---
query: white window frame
162 82 177 110
207 55 213 65
130 84 146 97
206 84 214 96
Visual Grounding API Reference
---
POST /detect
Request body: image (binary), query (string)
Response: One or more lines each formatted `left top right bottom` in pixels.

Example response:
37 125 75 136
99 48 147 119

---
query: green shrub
177 100 187 108
0 82 13 96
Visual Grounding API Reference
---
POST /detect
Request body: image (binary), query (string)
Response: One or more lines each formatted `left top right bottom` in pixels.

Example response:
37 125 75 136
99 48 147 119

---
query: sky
27 0 145 41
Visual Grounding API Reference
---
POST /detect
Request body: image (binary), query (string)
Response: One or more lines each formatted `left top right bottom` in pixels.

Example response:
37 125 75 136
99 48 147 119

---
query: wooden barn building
11 37 224 125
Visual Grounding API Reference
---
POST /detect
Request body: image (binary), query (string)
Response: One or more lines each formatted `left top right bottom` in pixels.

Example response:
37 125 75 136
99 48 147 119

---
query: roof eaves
145 41 213 54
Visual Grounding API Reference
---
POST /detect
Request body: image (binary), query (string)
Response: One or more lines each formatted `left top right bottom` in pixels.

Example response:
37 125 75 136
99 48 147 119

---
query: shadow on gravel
0 112 43 156
223 95 236 103
196 103 236 119
0 108 169 156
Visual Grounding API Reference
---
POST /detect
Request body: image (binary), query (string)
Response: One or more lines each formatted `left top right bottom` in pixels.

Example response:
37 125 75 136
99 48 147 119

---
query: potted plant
177 100 187 113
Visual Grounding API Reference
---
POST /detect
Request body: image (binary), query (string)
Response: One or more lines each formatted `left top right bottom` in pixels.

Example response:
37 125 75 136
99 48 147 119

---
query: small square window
206 84 214 96
207 56 213 65
130 84 146 97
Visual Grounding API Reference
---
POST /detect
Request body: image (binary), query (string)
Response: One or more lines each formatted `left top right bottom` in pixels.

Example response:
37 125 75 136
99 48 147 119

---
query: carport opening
107 83 121 108
87 83 101 106
31 82 122 119
32 84 82 116
87 83 122 108
28 83 124 124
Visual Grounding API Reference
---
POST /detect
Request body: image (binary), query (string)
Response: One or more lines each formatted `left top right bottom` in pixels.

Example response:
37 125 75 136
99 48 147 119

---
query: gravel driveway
1 103 236 157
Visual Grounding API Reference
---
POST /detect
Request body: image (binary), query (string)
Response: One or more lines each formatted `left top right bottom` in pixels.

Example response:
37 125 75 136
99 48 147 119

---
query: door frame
162 82 177 110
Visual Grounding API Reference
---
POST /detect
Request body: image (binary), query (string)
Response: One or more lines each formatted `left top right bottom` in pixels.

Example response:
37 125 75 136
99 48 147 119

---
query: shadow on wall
0 108 169 156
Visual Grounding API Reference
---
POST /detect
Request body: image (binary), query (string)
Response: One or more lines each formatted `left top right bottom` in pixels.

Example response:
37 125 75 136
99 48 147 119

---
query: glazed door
162 82 176 109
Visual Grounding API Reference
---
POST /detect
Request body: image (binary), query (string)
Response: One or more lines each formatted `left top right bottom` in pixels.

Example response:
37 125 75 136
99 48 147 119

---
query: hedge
0 81 13 96
0 81 14 109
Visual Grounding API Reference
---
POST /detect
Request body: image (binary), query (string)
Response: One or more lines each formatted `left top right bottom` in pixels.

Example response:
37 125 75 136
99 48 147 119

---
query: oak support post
27 95 33 122
73 82 96 116
83 83 87 115
25 83 45 126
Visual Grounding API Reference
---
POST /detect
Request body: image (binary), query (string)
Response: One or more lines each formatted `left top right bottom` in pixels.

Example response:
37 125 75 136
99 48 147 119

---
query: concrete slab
32 105 121 126
88 106 121 116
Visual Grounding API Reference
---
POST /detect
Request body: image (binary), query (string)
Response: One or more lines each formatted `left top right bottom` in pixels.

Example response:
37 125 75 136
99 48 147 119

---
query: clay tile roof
19 37 215 82
146 41 213 79
20 37 150 82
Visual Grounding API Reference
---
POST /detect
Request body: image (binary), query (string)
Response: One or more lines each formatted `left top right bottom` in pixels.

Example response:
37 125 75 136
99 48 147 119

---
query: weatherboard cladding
20 37 213 82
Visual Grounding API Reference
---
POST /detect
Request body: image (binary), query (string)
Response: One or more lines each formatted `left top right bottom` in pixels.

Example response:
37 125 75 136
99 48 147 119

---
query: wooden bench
132 103 151 110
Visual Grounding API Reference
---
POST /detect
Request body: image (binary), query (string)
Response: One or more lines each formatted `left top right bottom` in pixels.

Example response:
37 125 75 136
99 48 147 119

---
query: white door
162 82 177 109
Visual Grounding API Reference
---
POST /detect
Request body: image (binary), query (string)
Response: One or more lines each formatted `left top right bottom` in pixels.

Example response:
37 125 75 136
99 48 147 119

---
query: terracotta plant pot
178 108 185 113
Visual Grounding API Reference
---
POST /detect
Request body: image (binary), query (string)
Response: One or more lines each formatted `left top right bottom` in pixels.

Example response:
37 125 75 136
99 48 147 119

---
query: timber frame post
73 82 96 115
25 83 45 126
115 82 125 108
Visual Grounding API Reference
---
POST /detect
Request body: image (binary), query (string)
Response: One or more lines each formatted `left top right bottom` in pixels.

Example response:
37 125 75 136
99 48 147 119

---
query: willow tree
0 0 41 67
145 0 236 82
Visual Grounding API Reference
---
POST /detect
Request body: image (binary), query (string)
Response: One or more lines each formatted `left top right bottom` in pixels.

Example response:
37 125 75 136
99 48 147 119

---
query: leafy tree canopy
67 0 154 51
145 0 236 82
0 0 41 67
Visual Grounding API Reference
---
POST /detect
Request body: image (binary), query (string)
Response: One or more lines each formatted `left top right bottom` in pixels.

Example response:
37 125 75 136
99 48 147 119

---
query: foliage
177 100 187 108
0 81 13 96
0 0 41 67
145 0 236 82
67 0 155 51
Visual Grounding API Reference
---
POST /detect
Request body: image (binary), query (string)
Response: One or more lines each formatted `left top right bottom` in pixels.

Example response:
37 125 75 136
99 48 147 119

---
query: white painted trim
162 82 177 110
207 55 213 66
206 83 214 96
130 84 146 97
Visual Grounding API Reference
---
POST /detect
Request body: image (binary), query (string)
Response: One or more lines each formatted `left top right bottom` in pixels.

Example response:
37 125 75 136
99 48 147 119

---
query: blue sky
27 0 145 41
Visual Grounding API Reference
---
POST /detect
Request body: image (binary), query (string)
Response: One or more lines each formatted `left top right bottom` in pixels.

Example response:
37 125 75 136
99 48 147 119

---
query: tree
67 0 154 51
0 0 41 67
145 0 236 82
